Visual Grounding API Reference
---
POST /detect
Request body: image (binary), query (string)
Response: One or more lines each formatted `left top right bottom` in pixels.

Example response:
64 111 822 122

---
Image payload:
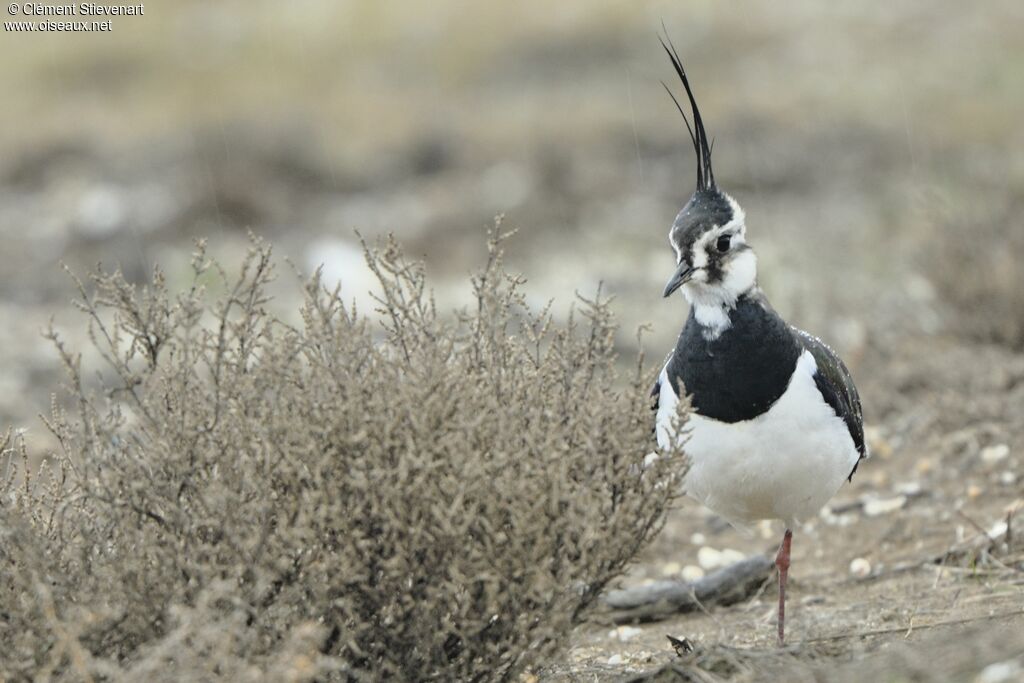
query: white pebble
975 659 1022 683
981 444 1010 465
689 532 706 545
720 549 746 565
863 495 906 517
661 562 682 577
608 626 643 642
606 654 625 666
820 507 857 527
987 521 1009 541
849 557 872 577
696 546 745 571
681 565 705 581
895 481 922 496
1000 471 1017 485
697 546 723 570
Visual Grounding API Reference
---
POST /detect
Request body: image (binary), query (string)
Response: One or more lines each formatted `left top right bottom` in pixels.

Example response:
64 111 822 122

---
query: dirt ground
1 2 1022 681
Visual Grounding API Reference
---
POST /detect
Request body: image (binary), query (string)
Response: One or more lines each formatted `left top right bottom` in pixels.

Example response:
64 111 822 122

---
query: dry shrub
0 228 684 681
921 192 1024 349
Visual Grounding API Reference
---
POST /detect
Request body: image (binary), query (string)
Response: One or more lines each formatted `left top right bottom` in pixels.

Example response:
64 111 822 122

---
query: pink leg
775 528 792 646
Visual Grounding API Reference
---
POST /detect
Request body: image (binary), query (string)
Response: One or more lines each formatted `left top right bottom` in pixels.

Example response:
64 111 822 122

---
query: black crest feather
659 28 715 191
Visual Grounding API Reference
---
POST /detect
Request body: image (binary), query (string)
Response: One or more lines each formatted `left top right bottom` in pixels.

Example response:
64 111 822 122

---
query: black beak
663 261 694 298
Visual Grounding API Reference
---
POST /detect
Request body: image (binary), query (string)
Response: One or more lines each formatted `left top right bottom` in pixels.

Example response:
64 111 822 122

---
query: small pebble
695 547 745 570
967 484 983 499
681 565 705 582
895 481 922 496
849 557 872 577
987 521 1008 540
606 654 624 666
975 659 1023 683
820 507 858 527
689 532 706 545
999 471 1016 486
863 495 906 516
981 444 1010 465
719 548 746 565
607 626 643 642
697 546 723 570
661 562 682 577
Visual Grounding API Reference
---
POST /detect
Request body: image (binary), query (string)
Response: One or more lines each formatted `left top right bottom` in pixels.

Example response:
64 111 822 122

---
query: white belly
657 350 860 528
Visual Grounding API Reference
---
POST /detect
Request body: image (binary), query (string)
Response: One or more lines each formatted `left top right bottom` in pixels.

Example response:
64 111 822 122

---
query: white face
670 195 758 308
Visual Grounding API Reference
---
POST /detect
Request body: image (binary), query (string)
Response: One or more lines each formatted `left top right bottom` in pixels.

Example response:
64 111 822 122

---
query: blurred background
1 0 1022 431
3 2 1024 673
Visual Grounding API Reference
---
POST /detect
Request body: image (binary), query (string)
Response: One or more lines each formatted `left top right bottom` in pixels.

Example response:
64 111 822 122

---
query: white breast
657 350 860 528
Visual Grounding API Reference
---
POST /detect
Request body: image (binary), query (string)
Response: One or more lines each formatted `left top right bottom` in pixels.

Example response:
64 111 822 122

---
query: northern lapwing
652 36 867 646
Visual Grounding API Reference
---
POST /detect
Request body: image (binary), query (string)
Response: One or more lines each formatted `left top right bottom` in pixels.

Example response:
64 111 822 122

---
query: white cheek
723 249 757 293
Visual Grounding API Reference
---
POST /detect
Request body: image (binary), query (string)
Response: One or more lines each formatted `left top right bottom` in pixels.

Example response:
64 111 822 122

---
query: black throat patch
666 292 801 423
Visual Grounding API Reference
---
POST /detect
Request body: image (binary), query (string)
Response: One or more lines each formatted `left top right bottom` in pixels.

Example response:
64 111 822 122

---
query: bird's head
659 37 757 309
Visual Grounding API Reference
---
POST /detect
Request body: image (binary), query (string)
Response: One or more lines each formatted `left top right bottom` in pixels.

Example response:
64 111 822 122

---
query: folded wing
792 328 866 479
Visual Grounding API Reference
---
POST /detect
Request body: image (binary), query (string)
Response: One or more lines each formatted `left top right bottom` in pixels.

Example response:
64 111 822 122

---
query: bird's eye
716 235 731 253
